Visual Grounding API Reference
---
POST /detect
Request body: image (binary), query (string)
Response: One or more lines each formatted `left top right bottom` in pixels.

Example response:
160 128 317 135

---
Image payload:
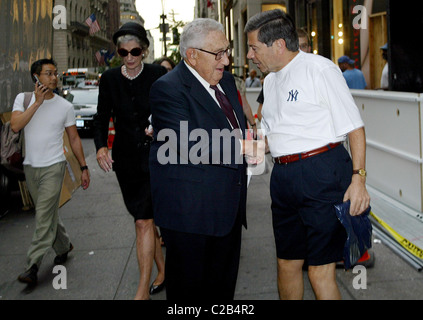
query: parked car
67 88 99 133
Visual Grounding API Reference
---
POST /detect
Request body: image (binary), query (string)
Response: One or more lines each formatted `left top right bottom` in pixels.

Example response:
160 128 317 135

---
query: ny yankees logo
287 89 299 102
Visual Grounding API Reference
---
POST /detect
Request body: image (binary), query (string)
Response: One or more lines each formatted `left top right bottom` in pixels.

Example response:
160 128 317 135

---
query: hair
117 34 149 59
297 28 310 44
179 18 225 59
153 56 176 69
244 9 299 51
30 58 57 83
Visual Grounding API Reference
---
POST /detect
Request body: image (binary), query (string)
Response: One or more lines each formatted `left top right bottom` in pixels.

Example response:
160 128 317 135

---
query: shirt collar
184 60 224 92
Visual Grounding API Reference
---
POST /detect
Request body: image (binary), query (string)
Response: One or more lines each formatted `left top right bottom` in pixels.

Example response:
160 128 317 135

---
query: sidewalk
0 138 422 300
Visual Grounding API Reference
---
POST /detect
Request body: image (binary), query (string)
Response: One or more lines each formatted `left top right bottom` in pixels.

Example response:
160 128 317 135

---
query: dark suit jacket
149 61 248 237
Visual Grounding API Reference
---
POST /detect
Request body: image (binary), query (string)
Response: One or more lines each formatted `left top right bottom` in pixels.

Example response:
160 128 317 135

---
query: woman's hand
96 147 114 172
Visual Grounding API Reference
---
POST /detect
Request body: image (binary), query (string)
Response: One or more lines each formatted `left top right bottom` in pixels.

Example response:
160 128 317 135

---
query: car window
71 90 98 104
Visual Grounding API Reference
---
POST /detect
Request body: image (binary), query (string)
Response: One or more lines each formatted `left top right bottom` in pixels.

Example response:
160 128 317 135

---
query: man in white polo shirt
11 59 90 285
245 10 370 300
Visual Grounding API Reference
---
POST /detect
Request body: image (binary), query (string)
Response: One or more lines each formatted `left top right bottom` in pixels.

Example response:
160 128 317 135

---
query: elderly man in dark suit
149 18 263 301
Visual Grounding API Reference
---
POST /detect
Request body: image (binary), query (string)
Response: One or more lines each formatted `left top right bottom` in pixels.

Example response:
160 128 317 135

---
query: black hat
113 22 150 47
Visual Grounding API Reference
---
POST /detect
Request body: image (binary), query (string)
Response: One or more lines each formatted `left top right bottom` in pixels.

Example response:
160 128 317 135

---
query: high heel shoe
149 280 165 294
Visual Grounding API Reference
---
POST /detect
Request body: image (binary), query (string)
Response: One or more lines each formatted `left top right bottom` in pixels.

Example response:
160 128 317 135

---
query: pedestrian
245 69 262 87
93 22 166 300
12 58 90 285
149 18 264 301
338 55 367 89
380 43 389 89
153 56 176 73
297 28 311 53
245 9 370 300
233 74 257 136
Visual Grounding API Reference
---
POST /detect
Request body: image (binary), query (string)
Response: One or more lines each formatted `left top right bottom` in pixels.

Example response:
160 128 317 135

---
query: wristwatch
80 165 88 172
353 168 367 177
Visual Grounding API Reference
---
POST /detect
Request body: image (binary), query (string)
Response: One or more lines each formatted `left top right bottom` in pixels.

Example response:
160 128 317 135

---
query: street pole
161 14 167 57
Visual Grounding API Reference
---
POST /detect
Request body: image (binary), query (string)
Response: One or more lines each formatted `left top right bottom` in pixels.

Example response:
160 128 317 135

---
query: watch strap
353 168 366 177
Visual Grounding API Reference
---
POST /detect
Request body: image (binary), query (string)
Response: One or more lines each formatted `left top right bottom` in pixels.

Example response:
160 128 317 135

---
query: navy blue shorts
270 144 351 266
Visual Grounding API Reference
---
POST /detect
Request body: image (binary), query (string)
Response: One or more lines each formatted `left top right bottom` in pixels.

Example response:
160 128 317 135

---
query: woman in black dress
93 23 166 300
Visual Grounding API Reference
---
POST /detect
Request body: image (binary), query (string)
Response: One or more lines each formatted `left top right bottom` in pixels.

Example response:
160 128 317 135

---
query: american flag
85 14 100 36
95 51 104 65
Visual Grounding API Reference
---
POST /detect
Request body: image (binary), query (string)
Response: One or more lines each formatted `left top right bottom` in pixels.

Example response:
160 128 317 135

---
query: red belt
273 142 342 165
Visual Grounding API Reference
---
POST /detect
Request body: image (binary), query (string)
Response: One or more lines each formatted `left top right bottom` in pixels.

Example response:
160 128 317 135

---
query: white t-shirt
380 63 389 89
261 50 364 157
13 93 76 167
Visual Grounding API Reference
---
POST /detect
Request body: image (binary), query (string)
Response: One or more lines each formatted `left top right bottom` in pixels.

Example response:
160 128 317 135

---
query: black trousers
160 215 242 301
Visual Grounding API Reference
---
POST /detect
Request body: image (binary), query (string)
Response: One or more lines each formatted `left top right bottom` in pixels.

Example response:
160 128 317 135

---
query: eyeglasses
118 47 143 57
40 71 58 77
195 47 231 60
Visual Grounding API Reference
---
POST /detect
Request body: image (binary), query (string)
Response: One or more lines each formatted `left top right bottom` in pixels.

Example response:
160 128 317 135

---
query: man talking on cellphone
11 58 90 286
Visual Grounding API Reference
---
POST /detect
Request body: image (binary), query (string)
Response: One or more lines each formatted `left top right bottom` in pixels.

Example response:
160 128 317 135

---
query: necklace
122 63 144 80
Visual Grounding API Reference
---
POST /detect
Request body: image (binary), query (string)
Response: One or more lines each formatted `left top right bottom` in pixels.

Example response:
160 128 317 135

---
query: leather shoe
54 243 74 265
149 280 165 295
18 264 38 284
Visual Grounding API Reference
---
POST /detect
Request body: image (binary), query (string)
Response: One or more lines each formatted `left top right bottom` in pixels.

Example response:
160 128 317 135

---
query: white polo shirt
261 50 364 157
13 92 75 167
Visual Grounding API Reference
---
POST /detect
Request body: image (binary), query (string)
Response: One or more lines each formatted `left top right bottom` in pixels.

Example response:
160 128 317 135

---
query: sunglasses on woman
118 47 143 57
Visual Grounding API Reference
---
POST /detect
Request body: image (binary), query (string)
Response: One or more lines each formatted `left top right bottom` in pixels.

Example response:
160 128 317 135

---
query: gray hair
180 18 225 59
117 34 149 59
244 9 299 51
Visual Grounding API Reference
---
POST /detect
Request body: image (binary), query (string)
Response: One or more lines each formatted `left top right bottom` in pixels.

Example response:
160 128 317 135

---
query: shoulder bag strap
19 92 33 157
23 92 32 110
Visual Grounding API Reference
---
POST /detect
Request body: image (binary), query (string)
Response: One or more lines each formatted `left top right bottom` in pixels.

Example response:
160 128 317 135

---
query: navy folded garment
334 200 372 270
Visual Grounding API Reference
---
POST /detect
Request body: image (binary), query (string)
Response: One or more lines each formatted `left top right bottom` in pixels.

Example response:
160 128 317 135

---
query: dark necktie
210 85 239 129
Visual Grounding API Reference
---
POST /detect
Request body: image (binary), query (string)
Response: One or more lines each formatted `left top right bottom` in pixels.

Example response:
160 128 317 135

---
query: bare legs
277 259 341 300
152 226 165 286
133 219 165 300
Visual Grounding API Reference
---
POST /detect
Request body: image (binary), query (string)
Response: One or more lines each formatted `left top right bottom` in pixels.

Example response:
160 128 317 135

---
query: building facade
119 0 155 62
290 0 389 89
119 0 143 25
53 0 120 75
218 0 288 79
0 0 55 113
200 0 389 89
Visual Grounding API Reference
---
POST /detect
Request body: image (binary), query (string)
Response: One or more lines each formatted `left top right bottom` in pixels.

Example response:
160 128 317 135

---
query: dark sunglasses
118 47 143 57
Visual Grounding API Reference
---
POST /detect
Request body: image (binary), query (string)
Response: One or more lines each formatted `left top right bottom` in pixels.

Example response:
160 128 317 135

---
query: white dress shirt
184 61 241 130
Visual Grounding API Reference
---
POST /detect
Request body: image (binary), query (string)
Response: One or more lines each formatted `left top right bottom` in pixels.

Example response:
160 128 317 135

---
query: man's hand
343 175 370 216
145 125 154 138
243 139 265 164
34 81 49 106
96 147 114 172
81 169 90 190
